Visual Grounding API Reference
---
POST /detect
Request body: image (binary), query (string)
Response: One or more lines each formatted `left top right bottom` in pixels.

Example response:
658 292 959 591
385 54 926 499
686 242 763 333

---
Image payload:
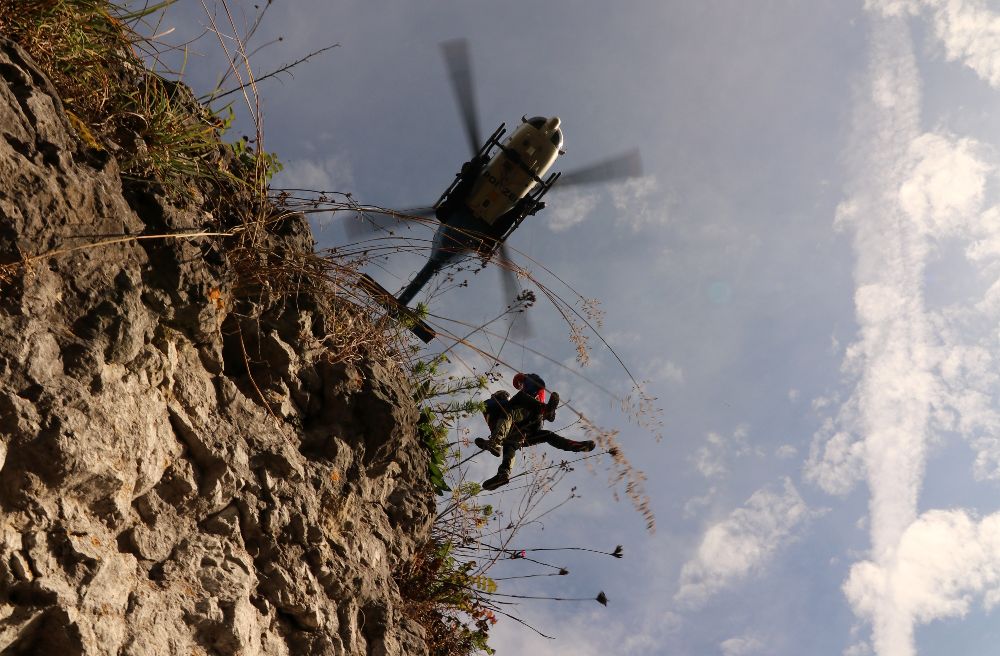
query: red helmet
513 373 547 404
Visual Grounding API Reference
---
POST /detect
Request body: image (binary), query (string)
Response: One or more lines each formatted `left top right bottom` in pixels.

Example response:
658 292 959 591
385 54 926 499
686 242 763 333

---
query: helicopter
358 39 644 342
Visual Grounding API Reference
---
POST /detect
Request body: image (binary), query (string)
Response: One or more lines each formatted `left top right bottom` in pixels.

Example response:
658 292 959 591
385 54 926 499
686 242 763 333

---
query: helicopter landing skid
358 274 436 343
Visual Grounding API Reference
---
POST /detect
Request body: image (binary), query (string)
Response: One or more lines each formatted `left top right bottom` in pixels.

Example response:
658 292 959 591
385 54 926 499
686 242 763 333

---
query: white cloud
546 188 600 232
965 206 1000 263
816 16 930 654
604 329 641 347
924 0 1000 88
692 425 751 479
844 640 875 656
674 478 817 607
855 129 1000 483
805 417 867 496
276 153 355 194
720 634 766 656
864 0 920 16
930 313 1000 479
845 509 1000 655
868 0 1000 87
812 392 838 411
610 175 668 232
774 444 798 460
898 133 989 238
693 432 728 479
489 605 679 656
640 356 684 385
683 486 717 519
818 12 1000 655
488 611 605 656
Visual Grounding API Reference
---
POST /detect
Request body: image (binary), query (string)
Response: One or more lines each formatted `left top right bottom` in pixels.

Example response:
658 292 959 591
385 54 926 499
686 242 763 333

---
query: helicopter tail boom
358 274 436 343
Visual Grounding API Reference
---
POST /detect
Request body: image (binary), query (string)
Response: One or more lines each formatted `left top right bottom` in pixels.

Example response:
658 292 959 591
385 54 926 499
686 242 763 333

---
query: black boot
475 437 501 457
566 440 595 452
482 471 510 491
544 391 559 422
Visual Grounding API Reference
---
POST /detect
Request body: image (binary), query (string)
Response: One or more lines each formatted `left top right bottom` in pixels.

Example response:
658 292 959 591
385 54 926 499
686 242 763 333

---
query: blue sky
162 1 1000 654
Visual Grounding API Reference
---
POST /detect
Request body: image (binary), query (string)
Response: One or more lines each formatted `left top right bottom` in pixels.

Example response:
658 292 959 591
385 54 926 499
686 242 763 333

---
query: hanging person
475 372 595 491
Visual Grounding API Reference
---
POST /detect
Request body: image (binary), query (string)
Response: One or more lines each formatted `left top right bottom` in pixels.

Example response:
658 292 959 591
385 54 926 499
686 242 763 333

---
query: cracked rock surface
0 38 432 655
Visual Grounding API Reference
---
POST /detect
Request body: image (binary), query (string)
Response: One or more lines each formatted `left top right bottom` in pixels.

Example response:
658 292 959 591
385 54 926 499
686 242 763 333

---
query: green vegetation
5 2 211 185
397 540 498 656
411 354 488 497
418 407 453 496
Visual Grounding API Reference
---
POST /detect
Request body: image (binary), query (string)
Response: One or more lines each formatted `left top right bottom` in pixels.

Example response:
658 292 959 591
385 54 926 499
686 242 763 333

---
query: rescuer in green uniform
476 373 595 491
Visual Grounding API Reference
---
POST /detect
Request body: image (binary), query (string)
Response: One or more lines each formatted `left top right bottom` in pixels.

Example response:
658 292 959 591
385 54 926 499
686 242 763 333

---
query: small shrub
396 540 497 656
418 407 451 496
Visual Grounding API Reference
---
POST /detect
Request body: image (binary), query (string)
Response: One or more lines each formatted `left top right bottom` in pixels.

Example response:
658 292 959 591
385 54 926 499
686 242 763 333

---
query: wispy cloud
815 15 931 655
488 609 608 656
932 288 1000 480
966 206 1000 263
720 634 767 656
806 414 867 496
844 640 875 656
867 0 1000 87
276 153 355 194
691 425 752 479
674 478 817 607
489 605 680 656
610 175 668 232
547 188 601 232
683 486 718 519
774 444 798 460
543 170 666 235
639 355 684 385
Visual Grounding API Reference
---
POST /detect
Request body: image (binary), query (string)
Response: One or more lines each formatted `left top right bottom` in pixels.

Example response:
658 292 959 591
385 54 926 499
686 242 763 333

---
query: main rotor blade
498 243 533 339
346 212 395 240
441 39 483 159
401 207 438 218
554 149 644 188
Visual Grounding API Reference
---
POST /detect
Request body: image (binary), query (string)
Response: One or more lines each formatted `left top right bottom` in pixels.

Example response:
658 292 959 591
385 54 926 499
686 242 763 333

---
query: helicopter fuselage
395 117 564 306
465 117 563 225
360 39 642 342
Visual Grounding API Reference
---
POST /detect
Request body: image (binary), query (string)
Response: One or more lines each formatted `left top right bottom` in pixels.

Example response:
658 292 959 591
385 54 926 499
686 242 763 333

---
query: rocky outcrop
0 38 433 655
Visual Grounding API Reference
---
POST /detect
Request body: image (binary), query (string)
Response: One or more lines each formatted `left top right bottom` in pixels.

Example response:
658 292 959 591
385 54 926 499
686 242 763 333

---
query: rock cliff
0 38 433 655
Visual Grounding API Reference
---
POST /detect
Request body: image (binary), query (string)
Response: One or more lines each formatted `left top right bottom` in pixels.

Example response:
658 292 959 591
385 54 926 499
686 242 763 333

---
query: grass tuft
0 0 232 192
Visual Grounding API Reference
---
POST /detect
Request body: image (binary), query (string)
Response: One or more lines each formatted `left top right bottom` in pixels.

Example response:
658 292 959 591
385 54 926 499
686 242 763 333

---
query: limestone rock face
0 38 432 655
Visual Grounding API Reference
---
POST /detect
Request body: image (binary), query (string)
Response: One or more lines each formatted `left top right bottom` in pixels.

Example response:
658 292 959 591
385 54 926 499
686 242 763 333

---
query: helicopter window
550 129 563 148
527 116 546 129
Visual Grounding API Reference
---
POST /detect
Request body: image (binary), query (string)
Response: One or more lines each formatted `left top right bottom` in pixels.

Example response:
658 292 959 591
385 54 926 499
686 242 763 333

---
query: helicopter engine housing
466 116 562 225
